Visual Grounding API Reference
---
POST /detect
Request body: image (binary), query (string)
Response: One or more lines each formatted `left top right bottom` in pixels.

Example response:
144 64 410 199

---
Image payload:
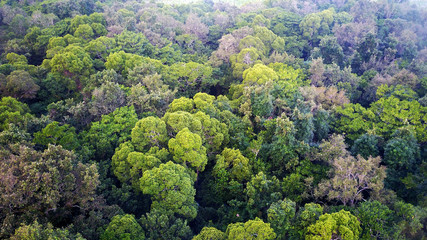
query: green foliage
10 221 85 240
83 106 138 160
74 24 94 40
34 121 79 150
384 128 420 170
213 148 251 183
85 36 117 60
242 64 278 85
299 8 335 43
0 97 32 131
140 209 192 240
164 61 214 97
131 116 168 152
306 210 361 240
193 227 225 240
101 214 145 240
267 198 296 239
0 144 99 238
47 45 93 78
333 103 375 141
225 217 276 240
168 128 208 172
356 201 393 239
392 201 427 239
245 172 282 218
140 161 197 219
1 1 426 239
116 30 154 56
193 111 229 153
168 97 195 113
370 96 427 142
230 47 261 79
162 111 201 135
105 51 146 77
351 133 380 158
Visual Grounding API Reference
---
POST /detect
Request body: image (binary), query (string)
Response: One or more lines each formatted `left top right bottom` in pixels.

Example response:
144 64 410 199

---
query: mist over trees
0 0 426 239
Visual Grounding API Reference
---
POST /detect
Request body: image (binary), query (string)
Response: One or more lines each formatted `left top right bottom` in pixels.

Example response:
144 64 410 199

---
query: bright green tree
213 148 251 183
193 227 225 240
140 161 197 219
225 217 276 240
101 214 145 240
305 210 361 240
83 106 138 160
0 97 32 131
131 116 168 152
242 64 278 85
34 121 79 150
167 97 195 113
168 128 208 173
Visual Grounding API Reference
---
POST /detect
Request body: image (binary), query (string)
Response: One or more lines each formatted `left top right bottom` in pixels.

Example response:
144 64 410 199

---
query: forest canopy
0 0 426 239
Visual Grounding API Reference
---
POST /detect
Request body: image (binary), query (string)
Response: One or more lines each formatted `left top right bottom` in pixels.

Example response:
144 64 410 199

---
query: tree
350 133 381 159
164 61 213 97
0 144 99 238
82 106 138 160
305 210 362 240
184 13 209 43
356 201 393 239
225 218 276 240
245 172 282 218
168 128 208 173
230 48 262 79
0 97 32 131
140 209 192 240
315 154 386 206
193 227 225 240
242 64 278 85
105 51 146 77
333 103 375 141
299 8 335 45
74 24 94 40
33 121 79 150
383 128 420 201
162 111 202 136
85 36 116 60
131 116 168 152
140 161 197 219
213 148 251 183
293 203 324 239
168 97 195 113
193 111 229 153
89 81 127 120
46 45 93 80
101 214 145 240
10 221 85 240
127 74 176 116
0 70 39 100
312 36 344 67
392 201 426 239
383 128 419 170
267 198 296 239
370 96 427 142
116 30 154 56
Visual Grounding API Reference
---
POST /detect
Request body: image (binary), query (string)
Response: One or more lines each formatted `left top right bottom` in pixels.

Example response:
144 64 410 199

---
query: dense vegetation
0 0 426 239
